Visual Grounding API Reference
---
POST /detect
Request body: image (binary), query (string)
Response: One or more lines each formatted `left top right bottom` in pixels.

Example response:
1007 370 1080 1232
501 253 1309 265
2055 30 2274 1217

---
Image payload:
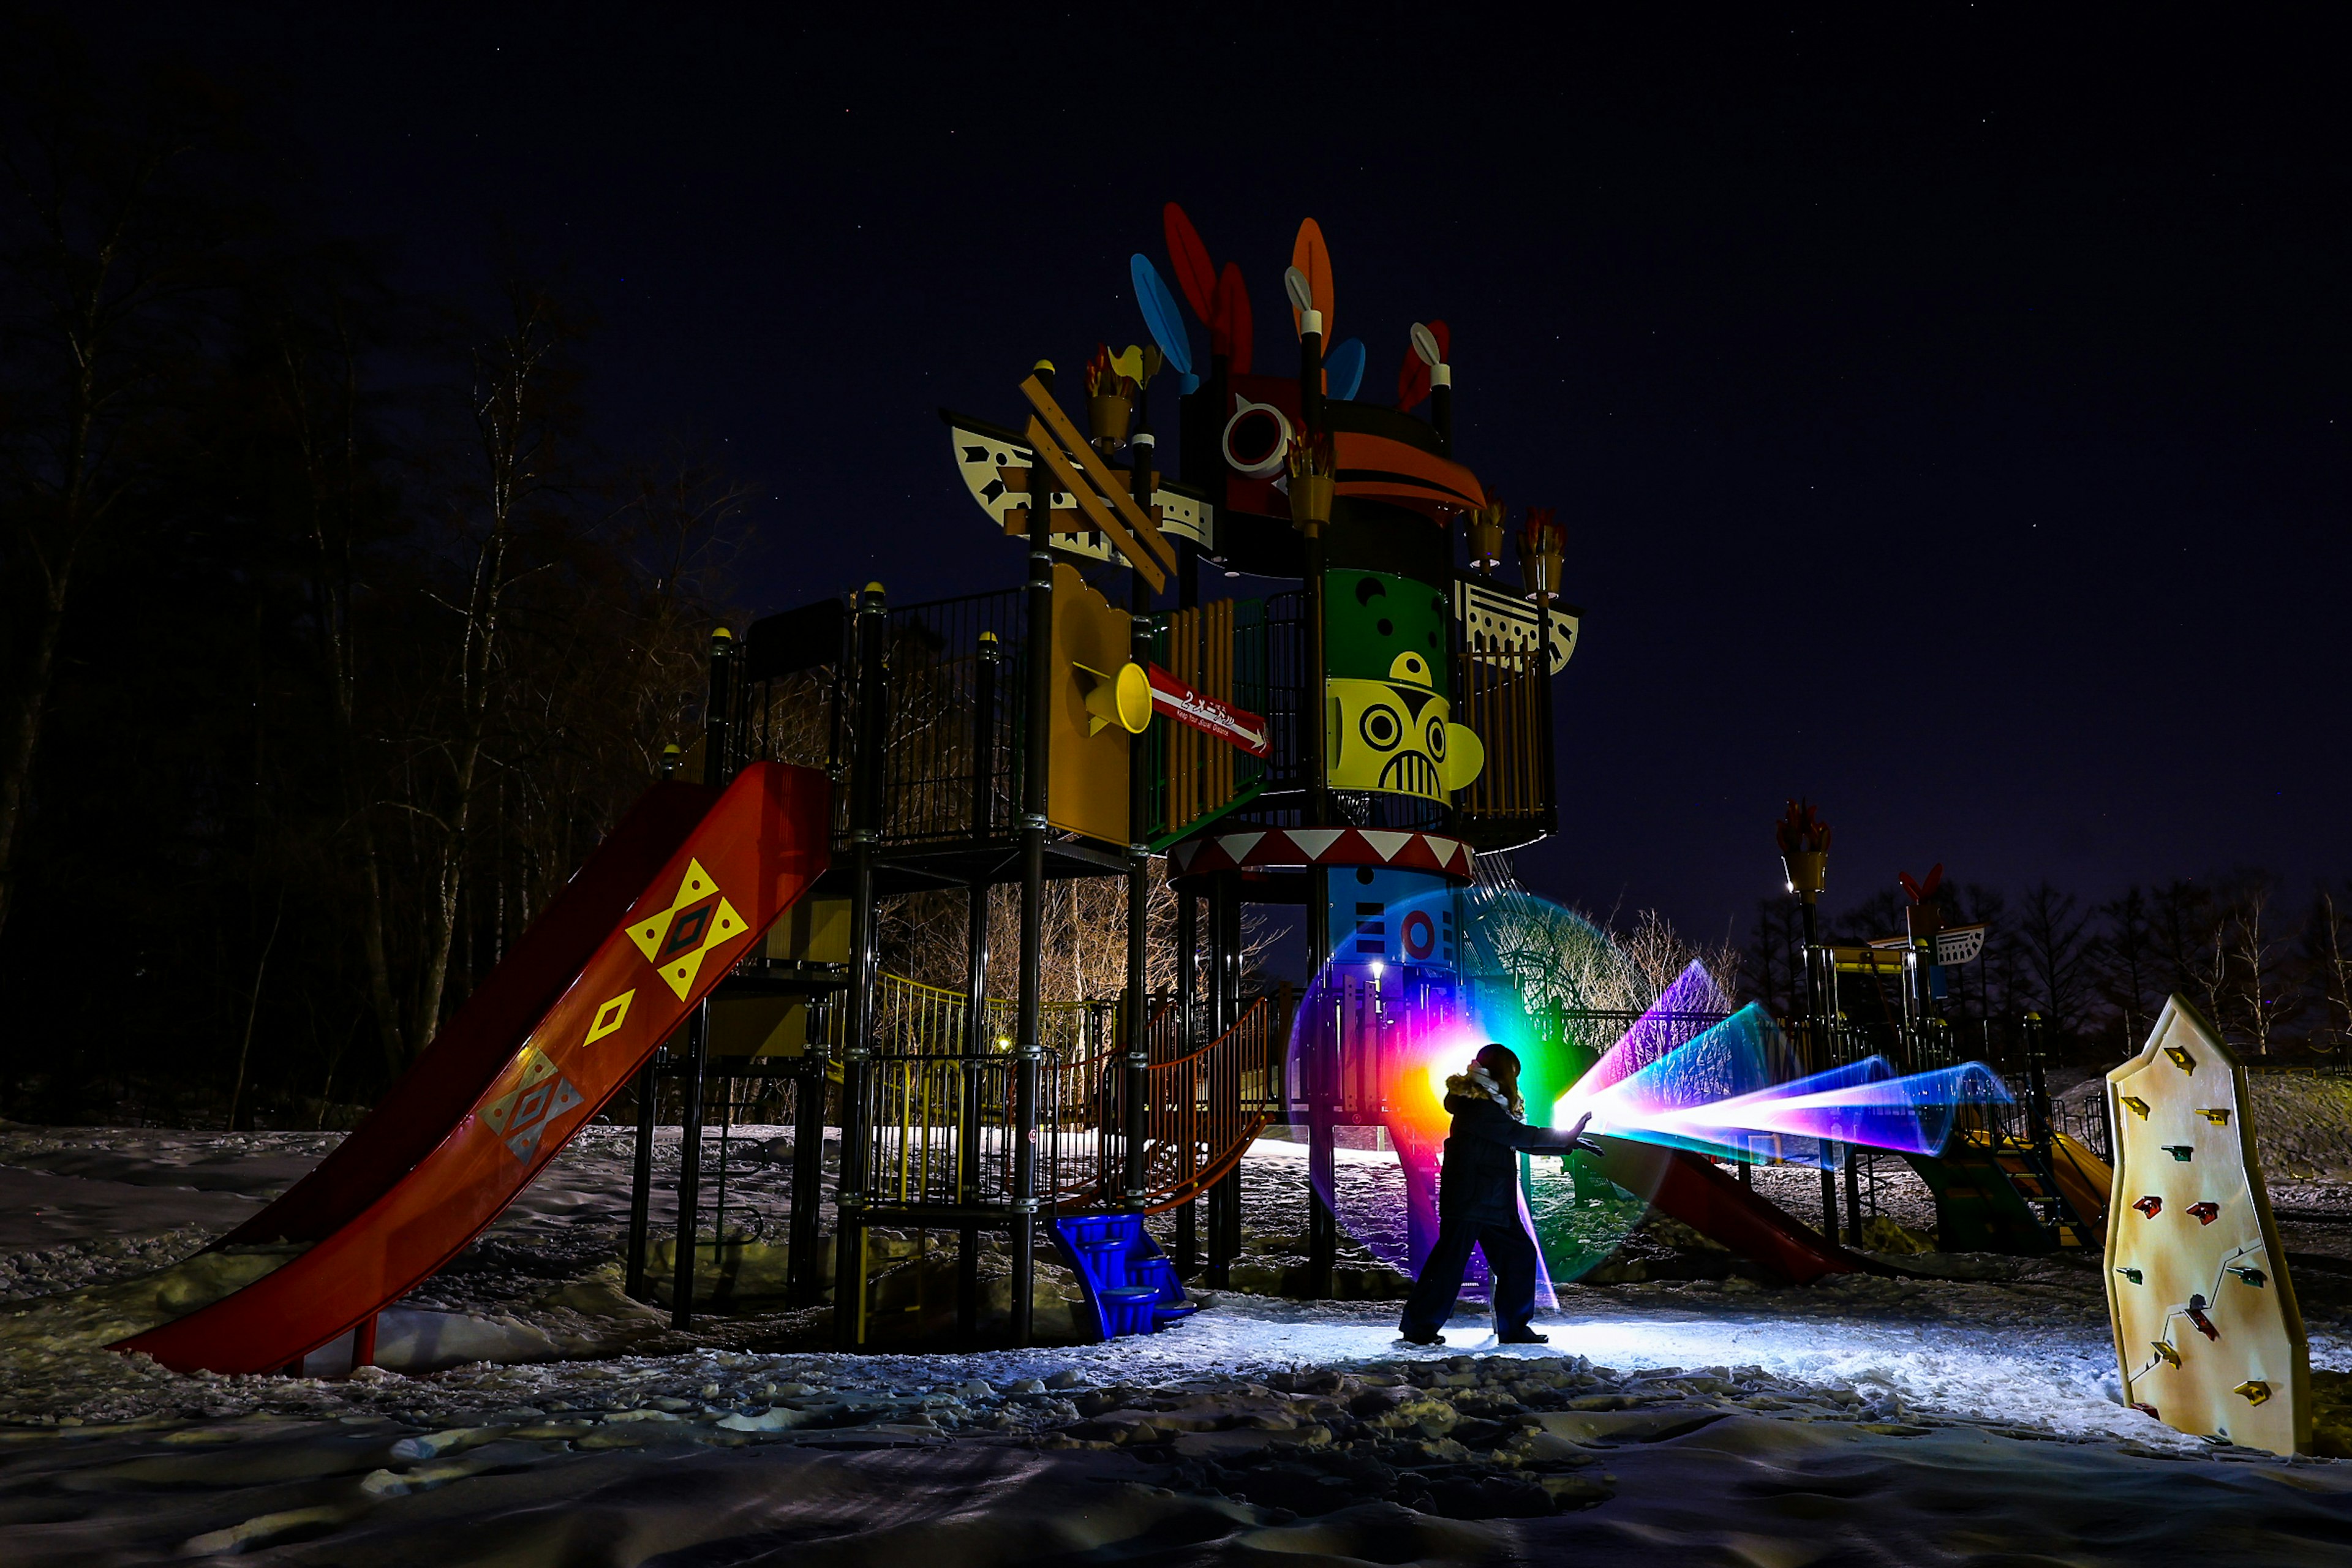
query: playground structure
655 207 1591 1344
97 203 2057 1377
1774 815 2116 1257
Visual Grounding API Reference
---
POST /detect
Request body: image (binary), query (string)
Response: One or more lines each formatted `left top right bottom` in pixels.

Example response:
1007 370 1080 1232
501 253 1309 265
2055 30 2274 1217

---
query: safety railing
1453 643 1548 841
1055 995 1281 1213
866 1050 1061 1210
820 971 1115 1061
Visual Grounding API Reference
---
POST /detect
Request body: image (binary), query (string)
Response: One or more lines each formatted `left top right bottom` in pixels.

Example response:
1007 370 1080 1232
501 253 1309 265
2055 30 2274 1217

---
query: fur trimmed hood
1446 1066 1525 1120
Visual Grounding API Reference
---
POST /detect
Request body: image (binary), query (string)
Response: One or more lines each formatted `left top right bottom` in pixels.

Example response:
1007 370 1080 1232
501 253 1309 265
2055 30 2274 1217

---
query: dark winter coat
1437 1091 1580 1223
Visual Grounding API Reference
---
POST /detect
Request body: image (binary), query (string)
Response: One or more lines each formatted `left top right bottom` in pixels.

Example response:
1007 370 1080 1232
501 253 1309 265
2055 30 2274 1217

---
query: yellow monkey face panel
1327 651 1485 801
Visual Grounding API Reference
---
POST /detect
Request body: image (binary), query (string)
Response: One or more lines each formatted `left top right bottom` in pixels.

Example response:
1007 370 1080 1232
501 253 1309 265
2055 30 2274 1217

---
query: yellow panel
1046 562 1133 845
707 995 809 1058
2106 997 2309 1454
767 896 850 963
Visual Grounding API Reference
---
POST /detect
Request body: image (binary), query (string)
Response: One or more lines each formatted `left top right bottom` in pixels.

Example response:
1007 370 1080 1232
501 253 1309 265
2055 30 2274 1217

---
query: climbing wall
2105 997 2309 1455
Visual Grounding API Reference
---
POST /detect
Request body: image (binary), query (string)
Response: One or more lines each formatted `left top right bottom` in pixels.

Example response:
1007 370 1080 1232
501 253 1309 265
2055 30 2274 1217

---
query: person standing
1398 1042 1596 1346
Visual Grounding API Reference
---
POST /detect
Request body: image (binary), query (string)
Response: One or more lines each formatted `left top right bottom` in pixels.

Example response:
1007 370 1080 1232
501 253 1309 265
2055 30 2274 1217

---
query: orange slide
1591 1137 1875 1284
115 762 829 1376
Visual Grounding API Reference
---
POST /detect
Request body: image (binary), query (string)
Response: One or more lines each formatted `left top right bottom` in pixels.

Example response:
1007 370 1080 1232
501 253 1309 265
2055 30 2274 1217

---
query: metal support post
669 626 735 1330
1123 453 1154 1209
831 583 889 1347
1174 890 1199 1276
624 1055 659 1301
1205 873 1242 1286
1800 900 1840 1243
787 1028 827 1304
670 1002 709 1329
1009 405 1055 1346
1302 492 1337 1300
956 633 1000 1335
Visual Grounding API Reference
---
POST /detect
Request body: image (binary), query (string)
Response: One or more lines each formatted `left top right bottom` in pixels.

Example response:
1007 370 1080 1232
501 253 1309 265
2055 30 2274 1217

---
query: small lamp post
1466 500 1505 575
1775 800 1839 1237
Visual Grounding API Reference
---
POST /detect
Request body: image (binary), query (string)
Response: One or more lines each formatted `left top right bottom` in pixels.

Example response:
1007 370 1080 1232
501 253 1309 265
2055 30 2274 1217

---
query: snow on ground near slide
1161 1295 2173 1446
2 1122 2346 1450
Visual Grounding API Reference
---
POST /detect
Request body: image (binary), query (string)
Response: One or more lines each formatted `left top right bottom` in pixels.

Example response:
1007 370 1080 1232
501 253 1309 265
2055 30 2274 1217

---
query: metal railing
818 970 1115 1061
1454 644 1547 837
1055 996 1283 1212
865 1050 1061 1211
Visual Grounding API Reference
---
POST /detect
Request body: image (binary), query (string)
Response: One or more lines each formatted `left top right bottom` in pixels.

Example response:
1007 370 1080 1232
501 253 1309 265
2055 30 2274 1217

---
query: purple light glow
1558 999 2013 1169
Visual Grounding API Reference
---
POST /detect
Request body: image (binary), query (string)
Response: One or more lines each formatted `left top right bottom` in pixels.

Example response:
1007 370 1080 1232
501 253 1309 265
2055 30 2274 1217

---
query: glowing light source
1289 883 2015 1295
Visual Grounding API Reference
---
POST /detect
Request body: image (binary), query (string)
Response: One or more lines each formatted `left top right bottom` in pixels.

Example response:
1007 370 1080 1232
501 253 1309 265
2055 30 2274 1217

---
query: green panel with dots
1328 569 1449 698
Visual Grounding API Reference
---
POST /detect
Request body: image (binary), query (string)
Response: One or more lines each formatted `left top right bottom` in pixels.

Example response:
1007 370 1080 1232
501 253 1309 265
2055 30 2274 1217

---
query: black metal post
1206 872 1242 1286
1801 899 1839 1243
1300 432 1336 1299
957 631 999 1336
1123 432 1155 1210
1174 890 1199 1276
669 626 735 1330
1011 385 1054 1346
624 1055 659 1300
1532 590 1558 836
831 582 889 1347
705 626 735 785
670 1002 709 1329
787 1019 827 1304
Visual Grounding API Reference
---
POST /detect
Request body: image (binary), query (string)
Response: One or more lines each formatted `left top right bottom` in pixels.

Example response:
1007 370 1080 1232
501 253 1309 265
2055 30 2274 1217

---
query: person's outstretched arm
1453 1101 1594 1153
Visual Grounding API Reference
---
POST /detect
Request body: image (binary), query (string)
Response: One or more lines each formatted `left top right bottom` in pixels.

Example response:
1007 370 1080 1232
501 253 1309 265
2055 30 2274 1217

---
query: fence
1061 997 1283 1212
865 1050 1061 1211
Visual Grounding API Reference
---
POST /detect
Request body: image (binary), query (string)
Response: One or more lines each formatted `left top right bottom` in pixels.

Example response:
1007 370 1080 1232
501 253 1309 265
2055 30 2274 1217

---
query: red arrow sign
1147 663 1270 757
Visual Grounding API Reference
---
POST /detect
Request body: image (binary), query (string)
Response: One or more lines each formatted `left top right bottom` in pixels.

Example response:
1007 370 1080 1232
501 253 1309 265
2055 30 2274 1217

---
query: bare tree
2097 886 2162 1054
2014 881 2098 1041
2308 888 2352 1058
0 25 239 941
2221 878 2289 1055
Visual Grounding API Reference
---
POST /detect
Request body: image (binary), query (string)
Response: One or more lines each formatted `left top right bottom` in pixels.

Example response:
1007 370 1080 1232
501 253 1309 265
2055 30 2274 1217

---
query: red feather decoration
1213 262 1253 374
1163 203 1218 327
1395 319 1450 410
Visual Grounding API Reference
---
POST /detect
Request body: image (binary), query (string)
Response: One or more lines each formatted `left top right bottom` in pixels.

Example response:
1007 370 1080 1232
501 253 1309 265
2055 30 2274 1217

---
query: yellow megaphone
1072 660 1152 736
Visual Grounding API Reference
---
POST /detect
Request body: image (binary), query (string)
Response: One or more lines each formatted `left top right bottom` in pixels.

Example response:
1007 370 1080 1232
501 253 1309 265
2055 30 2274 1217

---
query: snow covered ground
6 1122 2352 1564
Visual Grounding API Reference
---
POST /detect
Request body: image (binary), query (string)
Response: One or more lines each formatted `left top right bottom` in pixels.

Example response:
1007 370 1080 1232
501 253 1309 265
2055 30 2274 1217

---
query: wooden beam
1023 417 1167 593
1019 375 1179 575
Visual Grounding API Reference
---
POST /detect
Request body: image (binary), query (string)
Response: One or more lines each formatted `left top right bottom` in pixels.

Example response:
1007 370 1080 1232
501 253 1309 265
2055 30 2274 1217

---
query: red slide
115 762 829 1376
1589 1138 1875 1285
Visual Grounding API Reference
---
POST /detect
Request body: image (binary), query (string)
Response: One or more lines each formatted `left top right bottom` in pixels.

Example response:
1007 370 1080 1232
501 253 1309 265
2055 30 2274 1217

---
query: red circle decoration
1400 909 1436 961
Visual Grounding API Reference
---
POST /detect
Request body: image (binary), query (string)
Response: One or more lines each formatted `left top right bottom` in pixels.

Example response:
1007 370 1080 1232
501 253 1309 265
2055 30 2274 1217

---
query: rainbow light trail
1551 966 2011 1170
1295 889 2016 1290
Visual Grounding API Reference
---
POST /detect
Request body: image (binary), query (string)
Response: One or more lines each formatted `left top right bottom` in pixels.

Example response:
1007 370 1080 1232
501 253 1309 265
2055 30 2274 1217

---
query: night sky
109 7 2348 948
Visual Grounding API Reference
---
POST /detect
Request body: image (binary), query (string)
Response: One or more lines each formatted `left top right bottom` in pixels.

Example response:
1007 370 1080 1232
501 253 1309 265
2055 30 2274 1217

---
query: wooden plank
1019 375 1180 575
1022 416 1167 594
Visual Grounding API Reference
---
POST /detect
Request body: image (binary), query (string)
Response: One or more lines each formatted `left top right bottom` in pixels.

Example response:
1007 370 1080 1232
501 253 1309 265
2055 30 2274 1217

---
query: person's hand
1560 1111 1605 1159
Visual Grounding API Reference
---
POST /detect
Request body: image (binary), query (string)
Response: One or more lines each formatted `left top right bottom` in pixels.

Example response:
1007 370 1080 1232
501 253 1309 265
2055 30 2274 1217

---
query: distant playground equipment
1774 812 2116 1256
2106 998 2309 1455
99 205 2085 1379
1292 882 2020 1298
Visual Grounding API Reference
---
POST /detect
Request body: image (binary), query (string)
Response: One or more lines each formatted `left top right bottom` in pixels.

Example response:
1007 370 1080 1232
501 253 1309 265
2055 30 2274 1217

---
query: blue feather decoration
1129 254 1194 379
1325 336 1366 401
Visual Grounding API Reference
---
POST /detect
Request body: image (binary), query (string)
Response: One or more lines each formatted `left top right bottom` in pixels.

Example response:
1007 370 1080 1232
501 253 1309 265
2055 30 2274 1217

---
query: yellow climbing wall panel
2106 997 2309 1455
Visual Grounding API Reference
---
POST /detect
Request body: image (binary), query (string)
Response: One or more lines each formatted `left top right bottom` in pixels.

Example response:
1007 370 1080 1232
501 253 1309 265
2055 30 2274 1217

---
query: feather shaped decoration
1213 262 1253 375
1129 253 1196 388
1324 336 1366 401
1289 218 1333 343
1395 319 1451 410
1163 202 1218 326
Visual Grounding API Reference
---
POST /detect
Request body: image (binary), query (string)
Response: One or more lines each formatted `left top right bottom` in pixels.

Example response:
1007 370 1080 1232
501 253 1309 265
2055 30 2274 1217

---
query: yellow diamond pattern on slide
625 858 747 1000
584 990 635 1045
481 1048 584 1162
